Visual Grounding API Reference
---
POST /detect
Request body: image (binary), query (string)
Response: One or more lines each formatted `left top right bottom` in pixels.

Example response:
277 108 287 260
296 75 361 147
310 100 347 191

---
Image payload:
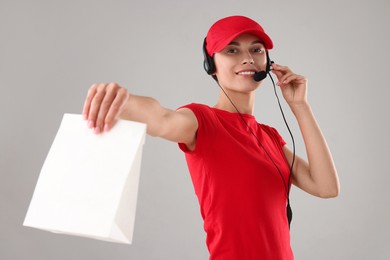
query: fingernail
88 120 94 128
83 113 87 120
94 127 100 134
104 124 109 132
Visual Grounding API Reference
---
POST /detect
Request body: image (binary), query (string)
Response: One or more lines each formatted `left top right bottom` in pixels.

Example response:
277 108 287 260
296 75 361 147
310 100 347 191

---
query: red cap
205 15 273 56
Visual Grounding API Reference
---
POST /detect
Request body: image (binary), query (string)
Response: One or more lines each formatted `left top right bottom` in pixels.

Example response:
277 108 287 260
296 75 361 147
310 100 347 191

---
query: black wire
215 73 296 226
268 72 296 196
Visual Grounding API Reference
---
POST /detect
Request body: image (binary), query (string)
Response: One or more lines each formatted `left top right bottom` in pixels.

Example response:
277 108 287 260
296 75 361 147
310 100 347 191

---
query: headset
203 38 295 227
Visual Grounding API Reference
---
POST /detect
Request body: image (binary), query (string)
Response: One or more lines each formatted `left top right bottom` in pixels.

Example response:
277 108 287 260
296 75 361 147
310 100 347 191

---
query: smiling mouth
236 71 255 75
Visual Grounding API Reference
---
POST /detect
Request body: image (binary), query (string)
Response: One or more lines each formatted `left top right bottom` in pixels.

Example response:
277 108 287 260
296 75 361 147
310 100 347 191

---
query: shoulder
258 123 286 147
178 103 212 113
177 103 217 125
258 123 277 134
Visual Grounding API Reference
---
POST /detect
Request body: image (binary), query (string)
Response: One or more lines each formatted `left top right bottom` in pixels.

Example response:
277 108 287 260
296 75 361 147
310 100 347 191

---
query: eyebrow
227 40 263 46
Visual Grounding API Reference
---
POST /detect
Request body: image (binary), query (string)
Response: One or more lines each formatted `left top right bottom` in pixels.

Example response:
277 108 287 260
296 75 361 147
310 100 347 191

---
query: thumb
271 68 284 80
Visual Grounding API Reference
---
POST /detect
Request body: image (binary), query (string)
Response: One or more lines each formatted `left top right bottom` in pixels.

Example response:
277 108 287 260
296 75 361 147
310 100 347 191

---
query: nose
241 51 254 65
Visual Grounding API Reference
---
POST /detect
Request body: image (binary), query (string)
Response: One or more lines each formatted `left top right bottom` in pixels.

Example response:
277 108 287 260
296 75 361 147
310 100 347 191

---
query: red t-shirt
178 103 293 260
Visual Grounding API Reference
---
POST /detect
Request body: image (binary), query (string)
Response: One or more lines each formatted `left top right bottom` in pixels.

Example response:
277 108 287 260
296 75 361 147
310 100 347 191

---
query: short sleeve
177 103 217 155
259 124 287 149
270 127 286 147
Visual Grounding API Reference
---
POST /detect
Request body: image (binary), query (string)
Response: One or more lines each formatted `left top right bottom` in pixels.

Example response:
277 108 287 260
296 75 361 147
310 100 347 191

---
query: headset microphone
253 57 273 82
253 71 267 82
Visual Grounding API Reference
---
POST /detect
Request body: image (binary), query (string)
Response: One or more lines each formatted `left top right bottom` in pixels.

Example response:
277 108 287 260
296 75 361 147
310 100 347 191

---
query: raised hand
271 63 308 107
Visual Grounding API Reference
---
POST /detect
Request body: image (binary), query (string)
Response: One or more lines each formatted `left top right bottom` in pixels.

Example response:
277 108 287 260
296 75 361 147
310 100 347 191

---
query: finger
82 83 98 120
95 83 118 133
88 83 107 129
272 63 293 73
271 64 292 81
271 68 284 78
280 74 306 86
278 72 295 85
271 68 286 84
104 88 129 131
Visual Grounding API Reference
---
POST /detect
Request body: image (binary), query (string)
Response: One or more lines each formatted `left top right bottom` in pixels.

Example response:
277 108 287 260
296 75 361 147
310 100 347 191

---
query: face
213 33 267 93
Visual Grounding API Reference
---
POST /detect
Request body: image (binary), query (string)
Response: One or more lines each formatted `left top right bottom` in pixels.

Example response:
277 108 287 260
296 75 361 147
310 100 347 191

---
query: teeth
238 71 255 75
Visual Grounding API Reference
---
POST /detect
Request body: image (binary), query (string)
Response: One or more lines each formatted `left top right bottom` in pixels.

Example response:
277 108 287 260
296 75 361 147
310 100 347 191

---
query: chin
231 84 260 94
239 80 261 91
219 77 261 92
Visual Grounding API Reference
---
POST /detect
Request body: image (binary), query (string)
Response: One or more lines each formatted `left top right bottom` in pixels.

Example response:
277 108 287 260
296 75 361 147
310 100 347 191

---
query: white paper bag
23 114 146 244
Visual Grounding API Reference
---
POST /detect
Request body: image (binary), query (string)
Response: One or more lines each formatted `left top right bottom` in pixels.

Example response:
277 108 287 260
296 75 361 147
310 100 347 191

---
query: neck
214 89 255 115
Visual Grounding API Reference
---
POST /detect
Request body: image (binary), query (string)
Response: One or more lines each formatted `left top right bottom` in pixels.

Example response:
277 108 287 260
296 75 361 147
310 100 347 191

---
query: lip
235 69 257 76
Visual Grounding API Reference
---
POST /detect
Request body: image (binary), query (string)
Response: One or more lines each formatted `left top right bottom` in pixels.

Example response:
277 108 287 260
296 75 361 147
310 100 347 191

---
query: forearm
83 83 197 143
290 102 340 197
120 94 172 137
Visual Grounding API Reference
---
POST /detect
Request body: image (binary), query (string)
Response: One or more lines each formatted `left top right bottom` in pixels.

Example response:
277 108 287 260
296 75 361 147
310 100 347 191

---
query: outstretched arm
271 64 340 198
82 83 198 147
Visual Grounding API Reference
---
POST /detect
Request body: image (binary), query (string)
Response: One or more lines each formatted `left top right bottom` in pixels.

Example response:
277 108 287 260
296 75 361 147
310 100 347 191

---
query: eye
226 48 238 54
253 47 264 53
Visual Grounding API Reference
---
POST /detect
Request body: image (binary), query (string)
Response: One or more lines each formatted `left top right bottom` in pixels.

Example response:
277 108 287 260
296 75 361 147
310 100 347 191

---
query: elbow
314 169 340 199
319 190 339 199
318 184 340 199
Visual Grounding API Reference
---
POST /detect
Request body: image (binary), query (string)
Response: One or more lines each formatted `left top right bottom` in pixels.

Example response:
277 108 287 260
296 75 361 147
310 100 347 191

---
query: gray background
1 0 389 259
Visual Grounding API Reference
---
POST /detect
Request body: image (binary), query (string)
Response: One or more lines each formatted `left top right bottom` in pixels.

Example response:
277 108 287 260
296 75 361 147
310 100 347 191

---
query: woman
83 15 339 260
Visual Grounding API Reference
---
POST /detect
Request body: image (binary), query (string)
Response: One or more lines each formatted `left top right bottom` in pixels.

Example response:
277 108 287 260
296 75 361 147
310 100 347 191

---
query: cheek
215 64 230 77
215 66 235 86
257 55 267 69
214 57 235 79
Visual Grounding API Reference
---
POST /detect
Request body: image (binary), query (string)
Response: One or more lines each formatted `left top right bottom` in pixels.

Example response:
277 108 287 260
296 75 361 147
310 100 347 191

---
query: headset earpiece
203 38 216 75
